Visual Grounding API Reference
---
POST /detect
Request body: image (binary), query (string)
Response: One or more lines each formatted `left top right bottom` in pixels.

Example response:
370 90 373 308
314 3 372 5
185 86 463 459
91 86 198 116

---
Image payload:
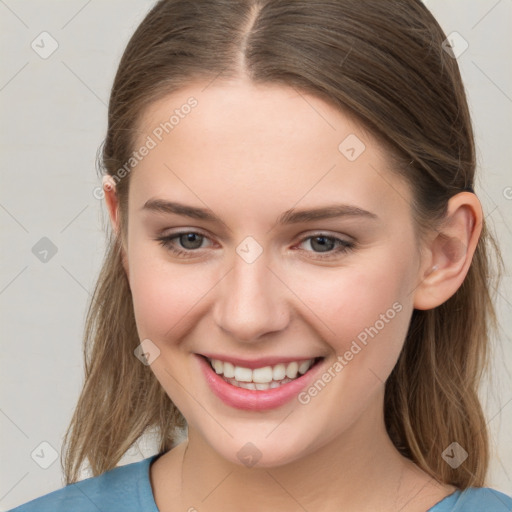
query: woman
10 0 512 510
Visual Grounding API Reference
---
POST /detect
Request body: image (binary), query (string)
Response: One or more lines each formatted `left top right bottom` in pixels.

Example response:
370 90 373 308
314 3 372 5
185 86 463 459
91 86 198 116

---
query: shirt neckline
139 454 463 512
426 489 462 511
140 453 165 511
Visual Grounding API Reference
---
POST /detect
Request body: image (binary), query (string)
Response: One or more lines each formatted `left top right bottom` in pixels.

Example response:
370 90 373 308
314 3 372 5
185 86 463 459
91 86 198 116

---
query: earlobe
413 192 483 310
103 175 120 234
102 175 130 279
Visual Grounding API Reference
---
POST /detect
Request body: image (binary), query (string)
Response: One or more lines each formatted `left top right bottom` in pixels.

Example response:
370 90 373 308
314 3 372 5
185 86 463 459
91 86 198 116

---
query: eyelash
154 230 355 261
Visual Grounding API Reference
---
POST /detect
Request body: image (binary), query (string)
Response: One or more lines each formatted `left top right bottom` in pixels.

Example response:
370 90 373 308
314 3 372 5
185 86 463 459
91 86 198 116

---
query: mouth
201 355 324 391
196 353 326 410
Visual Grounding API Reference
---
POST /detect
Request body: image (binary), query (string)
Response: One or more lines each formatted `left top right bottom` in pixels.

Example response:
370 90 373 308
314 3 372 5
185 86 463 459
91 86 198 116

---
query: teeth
223 361 235 378
208 357 317 384
272 364 286 381
234 366 252 382
286 361 299 379
238 382 256 390
298 360 312 374
226 377 294 390
212 359 223 374
253 366 273 383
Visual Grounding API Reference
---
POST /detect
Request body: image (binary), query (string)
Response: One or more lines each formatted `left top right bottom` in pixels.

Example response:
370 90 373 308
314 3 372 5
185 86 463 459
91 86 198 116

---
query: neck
166 391 439 512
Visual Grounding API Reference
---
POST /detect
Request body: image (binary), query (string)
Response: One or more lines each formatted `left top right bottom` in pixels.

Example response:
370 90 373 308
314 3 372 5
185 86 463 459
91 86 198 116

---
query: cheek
343 274 413 381
126 241 215 341
302 264 407 338
291 248 415 374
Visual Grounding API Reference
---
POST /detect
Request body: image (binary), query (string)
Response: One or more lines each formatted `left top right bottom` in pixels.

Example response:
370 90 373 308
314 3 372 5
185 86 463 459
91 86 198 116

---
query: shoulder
430 487 512 511
7 455 160 512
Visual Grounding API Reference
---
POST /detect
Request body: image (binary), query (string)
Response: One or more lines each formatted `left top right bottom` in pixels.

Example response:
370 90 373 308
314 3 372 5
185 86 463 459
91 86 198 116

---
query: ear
103 175 130 278
413 192 483 310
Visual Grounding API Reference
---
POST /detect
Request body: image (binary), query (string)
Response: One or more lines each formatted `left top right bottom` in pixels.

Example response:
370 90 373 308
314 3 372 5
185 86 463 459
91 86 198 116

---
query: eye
294 233 355 260
154 230 355 260
155 231 212 258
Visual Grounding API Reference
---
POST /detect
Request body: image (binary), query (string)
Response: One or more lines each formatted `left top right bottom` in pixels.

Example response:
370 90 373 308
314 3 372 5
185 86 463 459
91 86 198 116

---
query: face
118 79 425 467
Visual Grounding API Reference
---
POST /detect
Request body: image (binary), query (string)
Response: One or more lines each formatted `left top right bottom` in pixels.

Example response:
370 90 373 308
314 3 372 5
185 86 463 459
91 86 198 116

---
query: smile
207 357 317 390
197 354 325 410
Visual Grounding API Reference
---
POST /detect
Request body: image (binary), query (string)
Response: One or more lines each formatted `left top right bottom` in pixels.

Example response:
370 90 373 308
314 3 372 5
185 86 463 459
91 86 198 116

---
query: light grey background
0 0 511 509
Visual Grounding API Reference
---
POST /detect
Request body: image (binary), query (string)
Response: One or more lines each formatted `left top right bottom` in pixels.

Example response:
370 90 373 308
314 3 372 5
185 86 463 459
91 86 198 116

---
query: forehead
137 79 373 159
130 79 412 224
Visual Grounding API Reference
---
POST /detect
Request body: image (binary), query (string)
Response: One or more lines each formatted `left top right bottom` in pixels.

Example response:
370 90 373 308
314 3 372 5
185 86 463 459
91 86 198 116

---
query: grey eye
308 236 336 253
178 233 204 250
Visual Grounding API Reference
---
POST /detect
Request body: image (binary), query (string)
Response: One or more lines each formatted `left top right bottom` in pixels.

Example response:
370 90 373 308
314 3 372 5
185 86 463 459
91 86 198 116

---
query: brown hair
62 0 504 489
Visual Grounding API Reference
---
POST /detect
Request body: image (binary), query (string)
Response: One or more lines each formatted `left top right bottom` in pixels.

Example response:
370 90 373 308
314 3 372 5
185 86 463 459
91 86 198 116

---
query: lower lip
196 354 324 411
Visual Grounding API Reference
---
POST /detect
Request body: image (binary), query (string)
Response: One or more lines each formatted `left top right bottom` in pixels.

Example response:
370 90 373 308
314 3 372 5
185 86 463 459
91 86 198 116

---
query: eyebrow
141 198 378 225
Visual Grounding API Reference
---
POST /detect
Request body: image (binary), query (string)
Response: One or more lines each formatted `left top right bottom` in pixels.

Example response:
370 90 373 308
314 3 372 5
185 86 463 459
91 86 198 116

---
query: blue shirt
8 454 512 511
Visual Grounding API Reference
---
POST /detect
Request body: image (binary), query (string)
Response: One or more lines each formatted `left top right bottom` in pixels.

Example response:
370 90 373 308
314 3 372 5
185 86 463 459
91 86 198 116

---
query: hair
61 0 504 489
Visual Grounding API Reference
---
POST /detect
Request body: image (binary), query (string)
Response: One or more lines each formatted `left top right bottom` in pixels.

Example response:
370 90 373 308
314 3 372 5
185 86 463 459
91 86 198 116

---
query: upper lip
197 353 323 369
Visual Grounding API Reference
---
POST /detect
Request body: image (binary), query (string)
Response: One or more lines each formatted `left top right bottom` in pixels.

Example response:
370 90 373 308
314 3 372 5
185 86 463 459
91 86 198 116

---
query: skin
104 78 482 512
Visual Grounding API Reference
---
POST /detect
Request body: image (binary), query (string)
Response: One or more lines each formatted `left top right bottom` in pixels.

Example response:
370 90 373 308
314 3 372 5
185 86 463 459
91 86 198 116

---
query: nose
212 250 290 343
